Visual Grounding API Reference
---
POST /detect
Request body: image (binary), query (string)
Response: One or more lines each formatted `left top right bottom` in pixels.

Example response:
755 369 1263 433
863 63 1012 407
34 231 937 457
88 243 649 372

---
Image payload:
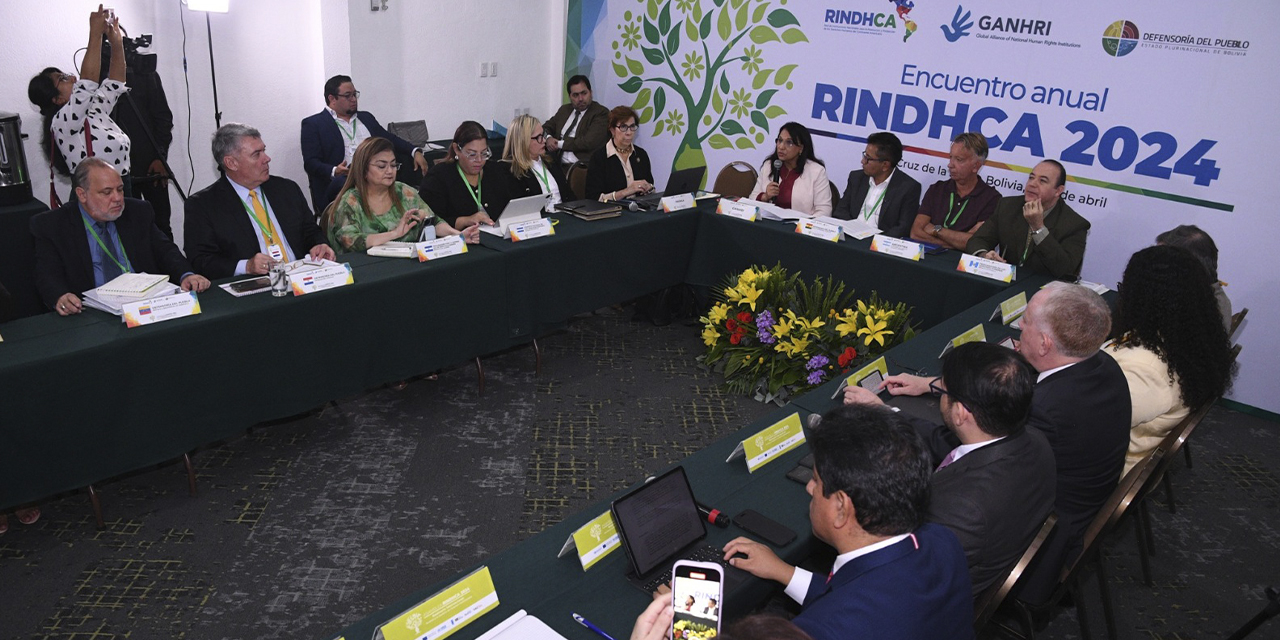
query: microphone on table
696 501 731 528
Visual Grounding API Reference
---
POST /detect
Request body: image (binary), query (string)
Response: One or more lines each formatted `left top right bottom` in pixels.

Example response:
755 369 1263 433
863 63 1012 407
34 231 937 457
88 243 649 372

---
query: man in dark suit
832 131 921 237
185 123 335 280
844 342 1056 597
31 158 208 316
300 75 428 214
543 75 610 168
723 405 974 640
967 160 1090 279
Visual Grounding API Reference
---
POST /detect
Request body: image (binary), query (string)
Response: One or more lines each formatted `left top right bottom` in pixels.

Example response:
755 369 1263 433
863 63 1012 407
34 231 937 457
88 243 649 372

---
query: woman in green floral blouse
327 137 480 253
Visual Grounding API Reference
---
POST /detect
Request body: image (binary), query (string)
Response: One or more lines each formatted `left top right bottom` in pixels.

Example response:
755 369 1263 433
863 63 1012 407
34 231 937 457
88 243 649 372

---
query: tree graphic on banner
610 0 808 178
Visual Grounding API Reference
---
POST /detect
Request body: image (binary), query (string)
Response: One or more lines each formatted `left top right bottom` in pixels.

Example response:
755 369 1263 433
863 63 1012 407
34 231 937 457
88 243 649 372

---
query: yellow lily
857 315 894 347
795 315 826 335
724 286 743 304
707 303 729 324
772 310 796 338
738 268 759 285
736 282 763 311
834 310 860 337
775 335 811 357
702 325 720 347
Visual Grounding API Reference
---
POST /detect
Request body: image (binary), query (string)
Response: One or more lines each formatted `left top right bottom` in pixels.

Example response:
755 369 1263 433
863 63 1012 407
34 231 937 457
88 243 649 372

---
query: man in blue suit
724 405 974 640
300 74 427 215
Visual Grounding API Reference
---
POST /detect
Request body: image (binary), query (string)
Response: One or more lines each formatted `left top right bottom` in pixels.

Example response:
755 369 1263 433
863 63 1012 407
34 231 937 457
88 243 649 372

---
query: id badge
267 244 284 261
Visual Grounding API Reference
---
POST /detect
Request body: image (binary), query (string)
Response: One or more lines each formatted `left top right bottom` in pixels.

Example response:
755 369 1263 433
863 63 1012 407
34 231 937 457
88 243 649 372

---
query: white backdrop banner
576 0 1279 414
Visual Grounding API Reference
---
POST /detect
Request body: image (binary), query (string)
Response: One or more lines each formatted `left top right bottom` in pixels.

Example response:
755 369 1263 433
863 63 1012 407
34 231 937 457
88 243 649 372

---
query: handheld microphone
771 159 783 180
696 501 730 528
626 200 640 212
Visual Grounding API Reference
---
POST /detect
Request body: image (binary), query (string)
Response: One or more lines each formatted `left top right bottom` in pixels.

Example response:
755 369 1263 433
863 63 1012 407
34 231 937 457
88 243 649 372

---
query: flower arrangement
699 264 916 405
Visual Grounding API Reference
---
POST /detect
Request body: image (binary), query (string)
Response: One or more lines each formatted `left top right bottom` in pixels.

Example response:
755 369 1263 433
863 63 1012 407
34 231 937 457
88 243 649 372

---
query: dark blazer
832 169 922 238
30 199 193 309
966 197 1090 279
584 144 655 201
418 160 516 227
794 523 974 640
909 419 1057 597
300 110 416 213
543 101 610 160
504 159 576 203
183 176 328 280
1015 351 1131 604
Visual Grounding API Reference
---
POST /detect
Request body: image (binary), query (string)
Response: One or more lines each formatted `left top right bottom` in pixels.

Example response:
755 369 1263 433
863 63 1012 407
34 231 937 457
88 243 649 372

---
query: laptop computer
611 466 751 594
628 165 707 209
479 193 550 238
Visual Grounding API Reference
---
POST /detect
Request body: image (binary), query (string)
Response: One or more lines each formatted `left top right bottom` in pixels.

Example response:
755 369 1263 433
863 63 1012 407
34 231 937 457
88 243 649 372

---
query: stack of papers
738 198 812 221
826 217 881 240
83 273 180 315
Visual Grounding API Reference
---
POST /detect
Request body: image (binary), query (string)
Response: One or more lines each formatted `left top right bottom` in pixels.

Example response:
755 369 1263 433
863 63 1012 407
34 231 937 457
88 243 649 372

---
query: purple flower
806 355 830 371
806 370 825 385
756 310 776 344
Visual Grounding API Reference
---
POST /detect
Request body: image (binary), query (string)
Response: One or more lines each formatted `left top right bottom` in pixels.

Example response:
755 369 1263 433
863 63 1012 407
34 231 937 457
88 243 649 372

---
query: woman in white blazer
751 122 832 216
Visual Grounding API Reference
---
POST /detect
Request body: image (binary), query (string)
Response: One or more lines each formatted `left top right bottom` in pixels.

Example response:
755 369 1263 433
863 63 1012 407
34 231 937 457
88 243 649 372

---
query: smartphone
228 277 271 294
857 369 885 392
733 509 796 547
671 560 723 640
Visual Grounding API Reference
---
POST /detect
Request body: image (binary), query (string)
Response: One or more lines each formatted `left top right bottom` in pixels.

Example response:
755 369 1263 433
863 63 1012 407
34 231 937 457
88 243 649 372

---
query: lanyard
82 217 132 274
336 116 358 142
861 186 887 221
239 193 278 245
944 192 969 228
533 161 554 194
457 163 484 211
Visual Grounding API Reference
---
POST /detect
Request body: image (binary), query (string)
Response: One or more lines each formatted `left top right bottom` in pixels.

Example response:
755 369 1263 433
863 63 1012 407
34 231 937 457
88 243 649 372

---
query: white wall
0 0 565 248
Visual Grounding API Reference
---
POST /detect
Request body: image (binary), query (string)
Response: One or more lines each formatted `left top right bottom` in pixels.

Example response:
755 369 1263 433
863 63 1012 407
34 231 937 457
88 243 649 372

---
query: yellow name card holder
938 323 988 359
557 510 621 571
376 567 500 640
726 412 807 473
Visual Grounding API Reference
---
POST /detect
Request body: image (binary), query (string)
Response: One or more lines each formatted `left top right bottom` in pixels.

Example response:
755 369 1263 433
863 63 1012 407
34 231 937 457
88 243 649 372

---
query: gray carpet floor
0 310 1276 639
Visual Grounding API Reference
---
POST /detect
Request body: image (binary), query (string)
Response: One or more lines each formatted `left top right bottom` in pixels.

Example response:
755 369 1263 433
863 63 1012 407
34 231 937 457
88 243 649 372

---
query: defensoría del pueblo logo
1102 20 1140 57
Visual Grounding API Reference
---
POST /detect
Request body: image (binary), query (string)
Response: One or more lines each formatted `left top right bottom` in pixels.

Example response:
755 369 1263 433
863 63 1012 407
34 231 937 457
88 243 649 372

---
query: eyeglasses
372 161 401 172
614 123 639 132
861 152 889 163
775 138 798 148
337 90 361 100
56 73 75 84
531 133 547 142
928 377 949 397
461 148 493 161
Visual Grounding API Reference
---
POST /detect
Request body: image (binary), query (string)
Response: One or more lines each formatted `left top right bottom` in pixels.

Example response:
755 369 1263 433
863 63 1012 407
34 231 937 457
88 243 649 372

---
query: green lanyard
457 163 484 211
943 192 969 228
533 161 553 195
239 193 278 245
336 116 358 142
861 186 887 221
82 217 132 274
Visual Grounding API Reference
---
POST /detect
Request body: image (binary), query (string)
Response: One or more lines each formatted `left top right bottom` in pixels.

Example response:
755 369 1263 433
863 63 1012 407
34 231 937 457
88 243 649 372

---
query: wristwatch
931 224 942 236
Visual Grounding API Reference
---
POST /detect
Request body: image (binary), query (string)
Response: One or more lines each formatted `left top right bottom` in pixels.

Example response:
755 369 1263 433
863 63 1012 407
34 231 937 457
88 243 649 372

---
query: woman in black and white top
28 7 132 193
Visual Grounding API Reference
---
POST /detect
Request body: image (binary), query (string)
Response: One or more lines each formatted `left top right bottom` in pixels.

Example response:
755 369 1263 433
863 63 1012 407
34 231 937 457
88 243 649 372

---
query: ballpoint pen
572 612 618 640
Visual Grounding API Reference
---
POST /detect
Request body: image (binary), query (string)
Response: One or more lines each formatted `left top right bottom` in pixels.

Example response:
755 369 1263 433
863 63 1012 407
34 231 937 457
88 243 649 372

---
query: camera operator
114 36 176 237
28 5 133 201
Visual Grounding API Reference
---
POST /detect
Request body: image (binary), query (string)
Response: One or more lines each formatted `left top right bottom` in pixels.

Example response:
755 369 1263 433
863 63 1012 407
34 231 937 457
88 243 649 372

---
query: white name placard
290 263 354 295
122 291 201 328
958 253 1017 282
795 218 844 242
416 235 468 261
508 219 555 242
869 235 923 261
717 199 759 221
660 194 696 212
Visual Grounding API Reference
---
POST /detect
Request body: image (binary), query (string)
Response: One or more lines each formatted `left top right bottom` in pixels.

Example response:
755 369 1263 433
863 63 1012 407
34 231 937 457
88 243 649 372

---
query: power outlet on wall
479 62 489 78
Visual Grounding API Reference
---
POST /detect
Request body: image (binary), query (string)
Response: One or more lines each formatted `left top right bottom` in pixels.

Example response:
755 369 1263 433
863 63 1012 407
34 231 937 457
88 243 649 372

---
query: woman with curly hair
1110 244 1236 474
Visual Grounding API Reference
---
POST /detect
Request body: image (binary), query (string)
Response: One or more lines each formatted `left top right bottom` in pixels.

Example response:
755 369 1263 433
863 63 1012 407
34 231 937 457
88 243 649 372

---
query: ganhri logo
1102 20 1140 57
941 5 973 42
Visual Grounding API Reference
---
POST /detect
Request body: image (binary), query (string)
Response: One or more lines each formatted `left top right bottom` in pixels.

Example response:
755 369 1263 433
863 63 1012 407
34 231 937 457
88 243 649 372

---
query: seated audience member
832 131 921 237
502 114 575 208
301 74 429 215
722 404 974 640
966 159 1089 279
750 122 832 217
185 124 335 279
31 158 209 316
28 7 133 188
843 342 1055 597
585 106 654 202
419 121 514 229
909 132 999 249
327 138 478 254
1156 224 1232 332
544 74 610 167
1110 245 1236 474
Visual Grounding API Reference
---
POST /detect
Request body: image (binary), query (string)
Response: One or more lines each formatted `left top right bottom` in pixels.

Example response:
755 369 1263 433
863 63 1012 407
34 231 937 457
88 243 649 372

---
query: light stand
185 0 229 130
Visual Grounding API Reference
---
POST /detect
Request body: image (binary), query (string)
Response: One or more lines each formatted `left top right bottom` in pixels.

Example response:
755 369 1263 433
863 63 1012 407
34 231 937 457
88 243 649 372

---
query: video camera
101 31 157 78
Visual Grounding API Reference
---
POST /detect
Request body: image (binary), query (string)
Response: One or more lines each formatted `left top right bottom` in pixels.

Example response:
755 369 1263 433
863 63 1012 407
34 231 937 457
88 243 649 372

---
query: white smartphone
670 559 724 640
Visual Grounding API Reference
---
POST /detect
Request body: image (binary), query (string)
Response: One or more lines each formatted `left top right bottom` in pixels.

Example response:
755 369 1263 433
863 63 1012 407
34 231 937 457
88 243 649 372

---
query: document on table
475 610 567 640
826 217 880 240
82 278 182 316
738 198 812 221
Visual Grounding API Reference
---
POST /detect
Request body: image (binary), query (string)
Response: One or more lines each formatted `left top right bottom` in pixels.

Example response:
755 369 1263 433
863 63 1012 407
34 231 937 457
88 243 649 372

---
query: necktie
936 448 959 471
249 190 279 246
96 222 124 283
565 110 582 138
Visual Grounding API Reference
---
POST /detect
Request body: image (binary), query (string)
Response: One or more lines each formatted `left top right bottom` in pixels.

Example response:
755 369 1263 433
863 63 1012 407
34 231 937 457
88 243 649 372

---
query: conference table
330 269 1051 640
0 199 1018 528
